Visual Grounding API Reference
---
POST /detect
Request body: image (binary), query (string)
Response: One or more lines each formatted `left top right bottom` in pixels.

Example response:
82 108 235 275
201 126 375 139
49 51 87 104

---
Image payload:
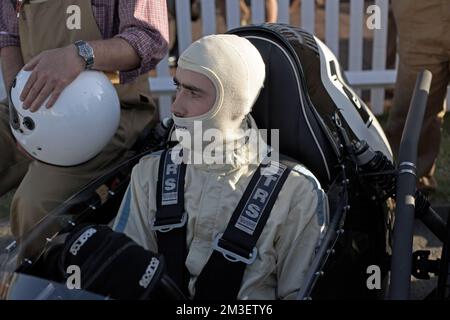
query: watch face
76 41 94 68
81 44 93 59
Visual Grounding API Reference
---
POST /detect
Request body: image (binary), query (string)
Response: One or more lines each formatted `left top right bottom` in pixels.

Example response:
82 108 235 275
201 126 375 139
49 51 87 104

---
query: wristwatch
74 40 95 70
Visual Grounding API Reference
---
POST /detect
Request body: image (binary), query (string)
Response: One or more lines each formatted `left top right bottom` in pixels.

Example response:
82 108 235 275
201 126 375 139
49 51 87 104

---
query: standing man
386 0 450 192
0 0 169 238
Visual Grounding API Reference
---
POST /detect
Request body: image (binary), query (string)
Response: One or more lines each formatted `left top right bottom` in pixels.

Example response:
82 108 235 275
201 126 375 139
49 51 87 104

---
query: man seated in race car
111 34 329 300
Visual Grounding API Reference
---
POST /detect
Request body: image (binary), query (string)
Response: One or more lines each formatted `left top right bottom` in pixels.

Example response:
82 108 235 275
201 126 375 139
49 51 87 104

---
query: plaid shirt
0 0 169 83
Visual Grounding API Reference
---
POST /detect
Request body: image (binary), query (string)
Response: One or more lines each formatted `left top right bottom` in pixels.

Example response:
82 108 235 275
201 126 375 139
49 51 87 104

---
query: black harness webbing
155 149 293 299
194 159 291 299
152 148 189 295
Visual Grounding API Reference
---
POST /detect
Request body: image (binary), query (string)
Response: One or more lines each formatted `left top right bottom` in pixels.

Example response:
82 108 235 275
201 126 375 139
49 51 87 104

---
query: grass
377 112 450 205
430 115 450 205
1 115 449 221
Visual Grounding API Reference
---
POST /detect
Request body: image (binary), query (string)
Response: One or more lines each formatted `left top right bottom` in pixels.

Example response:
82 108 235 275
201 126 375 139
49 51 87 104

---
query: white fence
0 0 448 116
151 0 449 118
0 71 5 102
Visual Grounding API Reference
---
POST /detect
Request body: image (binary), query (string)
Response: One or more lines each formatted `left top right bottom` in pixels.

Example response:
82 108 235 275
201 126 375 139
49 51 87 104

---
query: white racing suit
112 117 329 299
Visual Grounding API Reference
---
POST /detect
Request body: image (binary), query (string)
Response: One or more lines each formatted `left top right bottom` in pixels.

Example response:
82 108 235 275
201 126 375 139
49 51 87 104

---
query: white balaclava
172 34 266 160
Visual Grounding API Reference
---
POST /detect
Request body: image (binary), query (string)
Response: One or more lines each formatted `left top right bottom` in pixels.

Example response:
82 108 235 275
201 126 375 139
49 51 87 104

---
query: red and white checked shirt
0 0 169 83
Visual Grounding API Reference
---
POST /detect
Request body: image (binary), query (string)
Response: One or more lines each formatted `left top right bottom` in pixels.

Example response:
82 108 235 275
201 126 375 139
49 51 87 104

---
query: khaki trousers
0 102 154 239
386 0 450 178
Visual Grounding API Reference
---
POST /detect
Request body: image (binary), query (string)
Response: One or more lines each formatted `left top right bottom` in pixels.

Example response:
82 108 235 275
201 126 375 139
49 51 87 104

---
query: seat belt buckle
212 233 257 265
151 212 188 233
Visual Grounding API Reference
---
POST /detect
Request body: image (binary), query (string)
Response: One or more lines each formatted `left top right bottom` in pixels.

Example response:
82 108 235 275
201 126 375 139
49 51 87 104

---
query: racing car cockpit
1 23 448 301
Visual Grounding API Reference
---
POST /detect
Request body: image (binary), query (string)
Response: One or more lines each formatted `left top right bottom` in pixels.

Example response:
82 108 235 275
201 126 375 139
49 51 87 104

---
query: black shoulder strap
152 148 189 295
194 157 292 300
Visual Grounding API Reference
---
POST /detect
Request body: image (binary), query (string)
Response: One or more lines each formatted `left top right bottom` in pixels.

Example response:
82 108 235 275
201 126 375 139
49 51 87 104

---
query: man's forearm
1 46 24 92
16 37 142 110
88 38 140 72
265 0 278 23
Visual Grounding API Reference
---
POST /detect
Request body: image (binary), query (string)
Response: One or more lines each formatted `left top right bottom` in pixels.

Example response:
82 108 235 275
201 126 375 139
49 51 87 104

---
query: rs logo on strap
161 149 183 206
235 162 288 235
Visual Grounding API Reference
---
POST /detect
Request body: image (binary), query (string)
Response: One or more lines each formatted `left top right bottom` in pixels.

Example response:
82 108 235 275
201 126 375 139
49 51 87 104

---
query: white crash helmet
9 70 120 166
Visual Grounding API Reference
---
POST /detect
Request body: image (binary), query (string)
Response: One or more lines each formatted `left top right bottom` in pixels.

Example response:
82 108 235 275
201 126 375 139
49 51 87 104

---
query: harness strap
152 148 189 295
194 158 292 300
